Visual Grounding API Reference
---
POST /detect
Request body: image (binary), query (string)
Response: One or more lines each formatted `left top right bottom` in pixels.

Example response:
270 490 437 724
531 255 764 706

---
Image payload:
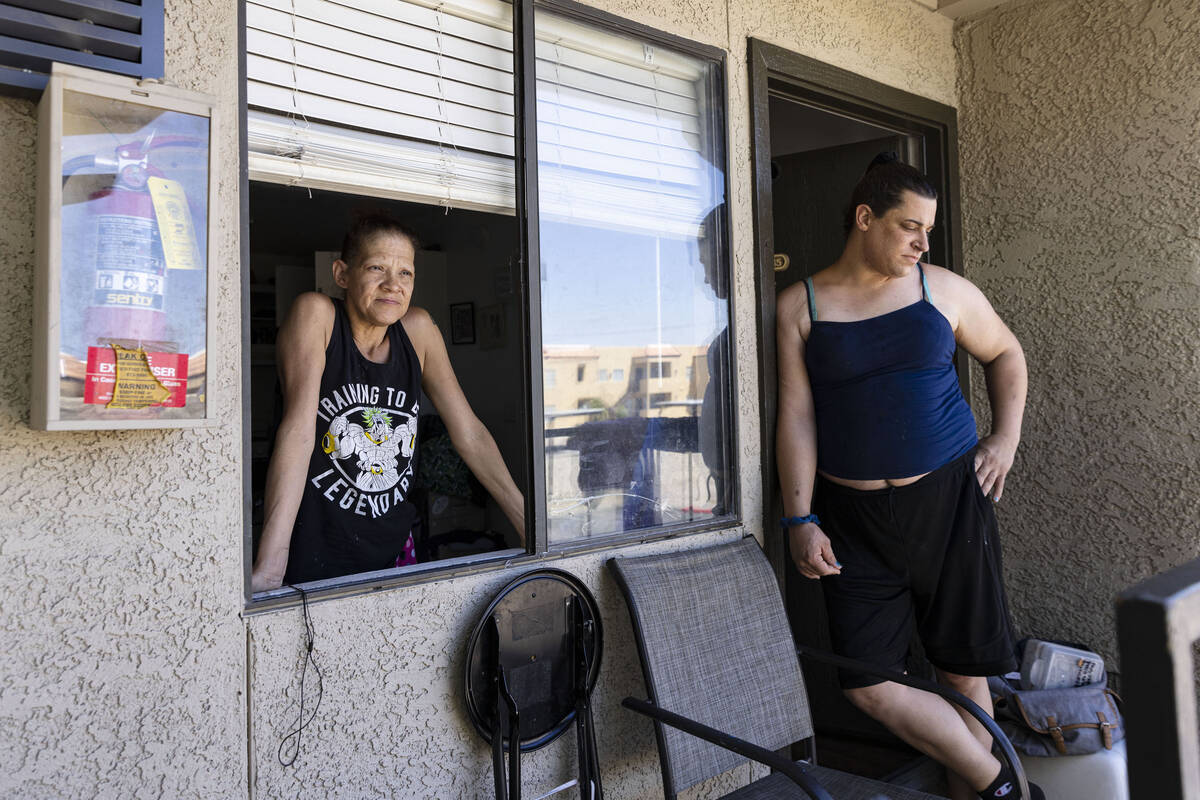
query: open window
242 0 735 602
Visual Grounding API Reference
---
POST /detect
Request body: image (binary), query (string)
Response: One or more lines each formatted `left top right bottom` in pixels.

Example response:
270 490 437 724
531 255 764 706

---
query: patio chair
607 535 1028 799
464 568 604 800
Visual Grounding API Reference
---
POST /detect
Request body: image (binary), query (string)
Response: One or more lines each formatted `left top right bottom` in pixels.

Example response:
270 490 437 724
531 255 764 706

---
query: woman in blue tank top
251 214 525 591
776 155 1035 800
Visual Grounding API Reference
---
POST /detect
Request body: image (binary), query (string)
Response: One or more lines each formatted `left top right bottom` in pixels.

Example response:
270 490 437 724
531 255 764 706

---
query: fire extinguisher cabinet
32 64 220 430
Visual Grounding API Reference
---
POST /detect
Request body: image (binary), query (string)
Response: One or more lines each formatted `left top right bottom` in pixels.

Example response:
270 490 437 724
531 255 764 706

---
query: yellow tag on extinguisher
147 177 202 270
106 344 172 409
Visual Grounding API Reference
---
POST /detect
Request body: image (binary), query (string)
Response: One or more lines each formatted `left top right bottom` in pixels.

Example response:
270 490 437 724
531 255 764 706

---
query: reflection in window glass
59 91 210 423
537 12 731 542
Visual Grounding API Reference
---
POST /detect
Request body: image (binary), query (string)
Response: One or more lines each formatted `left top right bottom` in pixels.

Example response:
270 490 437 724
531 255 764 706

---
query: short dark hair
842 152 937 237
340 211 421 266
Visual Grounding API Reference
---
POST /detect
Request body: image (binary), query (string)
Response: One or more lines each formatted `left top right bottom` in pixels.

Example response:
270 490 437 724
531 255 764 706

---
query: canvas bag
988 674 1124 757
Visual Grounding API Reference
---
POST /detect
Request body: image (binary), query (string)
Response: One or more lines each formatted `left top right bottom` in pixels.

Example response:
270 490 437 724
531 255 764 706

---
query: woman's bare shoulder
400 305 444 358
922 264 992 306
286 291 336 326
401 304 436 336
922 263 974 291
777 280 811 314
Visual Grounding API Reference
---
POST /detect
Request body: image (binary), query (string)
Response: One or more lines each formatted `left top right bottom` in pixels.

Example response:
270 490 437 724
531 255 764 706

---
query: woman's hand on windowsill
251 559 287 593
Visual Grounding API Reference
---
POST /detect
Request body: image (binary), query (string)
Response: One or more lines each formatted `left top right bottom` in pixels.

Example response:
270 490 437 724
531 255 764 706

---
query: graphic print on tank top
310 383 419 518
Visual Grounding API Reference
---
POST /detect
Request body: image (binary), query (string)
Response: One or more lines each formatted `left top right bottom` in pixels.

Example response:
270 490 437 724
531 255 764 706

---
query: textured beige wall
729 0 957 108
0 1 246 797
957 0 1200 670
0 0 958 797
248 531 763 799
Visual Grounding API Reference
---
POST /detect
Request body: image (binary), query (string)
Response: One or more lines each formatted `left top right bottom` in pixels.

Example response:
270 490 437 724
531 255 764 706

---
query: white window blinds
244 0 715 231
534 13 716 238
245 0 515 211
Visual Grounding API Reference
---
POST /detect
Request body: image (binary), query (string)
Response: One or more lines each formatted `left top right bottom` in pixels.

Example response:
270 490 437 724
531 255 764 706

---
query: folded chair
607 536 1028 800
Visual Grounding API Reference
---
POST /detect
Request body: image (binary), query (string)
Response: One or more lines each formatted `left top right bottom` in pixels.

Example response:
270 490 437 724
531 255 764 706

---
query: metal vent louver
0 0 164 96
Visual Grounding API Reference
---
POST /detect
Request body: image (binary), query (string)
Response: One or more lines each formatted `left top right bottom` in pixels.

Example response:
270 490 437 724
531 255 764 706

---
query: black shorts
813 450 1017 689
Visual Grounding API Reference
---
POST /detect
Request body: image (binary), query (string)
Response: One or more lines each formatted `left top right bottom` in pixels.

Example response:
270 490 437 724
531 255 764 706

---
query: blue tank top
803 265 977 480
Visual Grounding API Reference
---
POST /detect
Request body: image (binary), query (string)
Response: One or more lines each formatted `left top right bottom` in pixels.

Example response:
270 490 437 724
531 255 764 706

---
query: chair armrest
796 644 1029 799
622 696 834 800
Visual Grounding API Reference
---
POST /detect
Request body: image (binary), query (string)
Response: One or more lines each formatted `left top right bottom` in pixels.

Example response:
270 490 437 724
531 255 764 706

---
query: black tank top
284 298 423 584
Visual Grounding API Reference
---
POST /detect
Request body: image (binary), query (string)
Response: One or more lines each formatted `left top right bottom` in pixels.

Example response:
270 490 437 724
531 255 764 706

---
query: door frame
748 39 966 578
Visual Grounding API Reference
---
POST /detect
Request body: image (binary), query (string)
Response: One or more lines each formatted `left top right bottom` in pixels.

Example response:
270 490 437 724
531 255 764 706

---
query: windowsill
243 516 742 615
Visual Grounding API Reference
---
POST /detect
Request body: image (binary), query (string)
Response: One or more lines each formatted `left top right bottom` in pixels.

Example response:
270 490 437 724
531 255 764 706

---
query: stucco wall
0 0 959 797
0 2 246 798
957 0 1200 671
729 0 957 109
248 531 767 799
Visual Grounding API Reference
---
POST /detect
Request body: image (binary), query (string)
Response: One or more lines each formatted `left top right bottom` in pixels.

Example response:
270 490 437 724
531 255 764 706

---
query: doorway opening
772 94 922 751
768 97 920 300
749 38 964 771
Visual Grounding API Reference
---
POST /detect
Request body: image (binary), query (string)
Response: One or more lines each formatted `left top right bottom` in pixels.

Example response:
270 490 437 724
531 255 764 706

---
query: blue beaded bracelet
781 514 820 527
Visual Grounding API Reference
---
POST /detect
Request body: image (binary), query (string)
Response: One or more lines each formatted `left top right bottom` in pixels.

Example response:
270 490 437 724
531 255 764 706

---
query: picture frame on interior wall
479 303 506 350
450 302 476 345
31 63 220 430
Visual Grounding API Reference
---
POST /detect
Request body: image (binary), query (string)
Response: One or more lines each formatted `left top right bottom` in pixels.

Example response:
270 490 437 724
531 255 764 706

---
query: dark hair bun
841 152 937 237
868 151 901 169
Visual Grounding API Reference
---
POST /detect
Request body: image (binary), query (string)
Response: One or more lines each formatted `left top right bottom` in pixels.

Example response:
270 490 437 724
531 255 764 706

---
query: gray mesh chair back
609 536 813 796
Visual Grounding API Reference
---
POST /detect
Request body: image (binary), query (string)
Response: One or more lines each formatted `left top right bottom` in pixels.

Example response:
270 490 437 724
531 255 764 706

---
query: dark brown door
771 135 906 293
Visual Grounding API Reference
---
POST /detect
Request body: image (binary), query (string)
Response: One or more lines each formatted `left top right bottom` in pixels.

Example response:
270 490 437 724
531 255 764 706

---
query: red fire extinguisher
82 136 167 348
65 133 203 350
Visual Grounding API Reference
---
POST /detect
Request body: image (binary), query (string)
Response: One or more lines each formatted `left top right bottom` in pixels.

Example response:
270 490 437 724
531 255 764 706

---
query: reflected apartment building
542 343 709 424
542 344 718 541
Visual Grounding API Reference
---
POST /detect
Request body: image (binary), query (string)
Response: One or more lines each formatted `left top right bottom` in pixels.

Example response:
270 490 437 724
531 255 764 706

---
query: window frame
240 0 739 611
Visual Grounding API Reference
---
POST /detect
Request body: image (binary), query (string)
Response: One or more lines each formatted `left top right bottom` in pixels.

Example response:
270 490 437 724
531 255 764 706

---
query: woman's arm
251 293 335 592
404 307 526 542
933 266 1028 502
776 285 840 579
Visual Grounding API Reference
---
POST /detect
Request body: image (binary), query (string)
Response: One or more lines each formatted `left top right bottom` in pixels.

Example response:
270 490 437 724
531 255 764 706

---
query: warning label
84 345 188 408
